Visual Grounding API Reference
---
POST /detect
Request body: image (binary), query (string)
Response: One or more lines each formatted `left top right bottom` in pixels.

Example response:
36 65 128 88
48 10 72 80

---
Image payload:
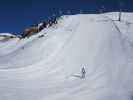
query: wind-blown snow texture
0 12 133 100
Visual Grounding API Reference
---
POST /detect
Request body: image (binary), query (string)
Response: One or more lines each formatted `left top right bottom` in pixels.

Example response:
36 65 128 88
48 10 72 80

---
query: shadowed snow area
0 13 133 100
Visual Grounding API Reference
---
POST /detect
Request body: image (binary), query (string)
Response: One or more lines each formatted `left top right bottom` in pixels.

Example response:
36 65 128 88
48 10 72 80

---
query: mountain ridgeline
0 16 59 41
20 16 59 38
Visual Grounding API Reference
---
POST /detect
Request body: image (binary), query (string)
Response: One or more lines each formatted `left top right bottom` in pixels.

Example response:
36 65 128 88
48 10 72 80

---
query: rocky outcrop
21 17 58 39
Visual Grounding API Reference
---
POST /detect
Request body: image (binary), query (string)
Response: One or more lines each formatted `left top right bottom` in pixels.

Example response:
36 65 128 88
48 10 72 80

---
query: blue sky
0 0 132 34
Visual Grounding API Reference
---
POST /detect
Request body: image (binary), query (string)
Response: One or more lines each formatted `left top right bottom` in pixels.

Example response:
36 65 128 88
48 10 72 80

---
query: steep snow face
0 13 133 100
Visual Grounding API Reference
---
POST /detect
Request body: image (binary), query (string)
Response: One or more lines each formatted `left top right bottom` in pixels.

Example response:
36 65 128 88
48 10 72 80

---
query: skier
81 67 86 79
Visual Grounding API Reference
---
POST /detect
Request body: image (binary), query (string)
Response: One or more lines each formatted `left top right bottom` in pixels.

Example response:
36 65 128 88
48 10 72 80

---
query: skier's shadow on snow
71 67 86 79
72 74 83 79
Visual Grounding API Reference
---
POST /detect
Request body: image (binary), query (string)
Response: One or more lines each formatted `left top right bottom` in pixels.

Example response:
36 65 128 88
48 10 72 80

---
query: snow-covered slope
0 33 17 42
0 13 133 100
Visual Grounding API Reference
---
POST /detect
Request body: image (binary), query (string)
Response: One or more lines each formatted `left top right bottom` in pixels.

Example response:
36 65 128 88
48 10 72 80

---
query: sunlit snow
0 12 133 100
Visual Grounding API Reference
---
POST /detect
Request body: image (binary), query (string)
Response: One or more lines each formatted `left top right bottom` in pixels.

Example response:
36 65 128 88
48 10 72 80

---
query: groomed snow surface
0 12 133 100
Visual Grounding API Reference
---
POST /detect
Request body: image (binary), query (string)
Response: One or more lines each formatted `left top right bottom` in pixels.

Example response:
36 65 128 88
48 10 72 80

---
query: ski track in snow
0 13 133 100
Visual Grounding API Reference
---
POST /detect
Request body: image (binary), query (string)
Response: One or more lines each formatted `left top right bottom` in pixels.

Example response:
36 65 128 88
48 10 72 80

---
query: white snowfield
0 12 133 100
